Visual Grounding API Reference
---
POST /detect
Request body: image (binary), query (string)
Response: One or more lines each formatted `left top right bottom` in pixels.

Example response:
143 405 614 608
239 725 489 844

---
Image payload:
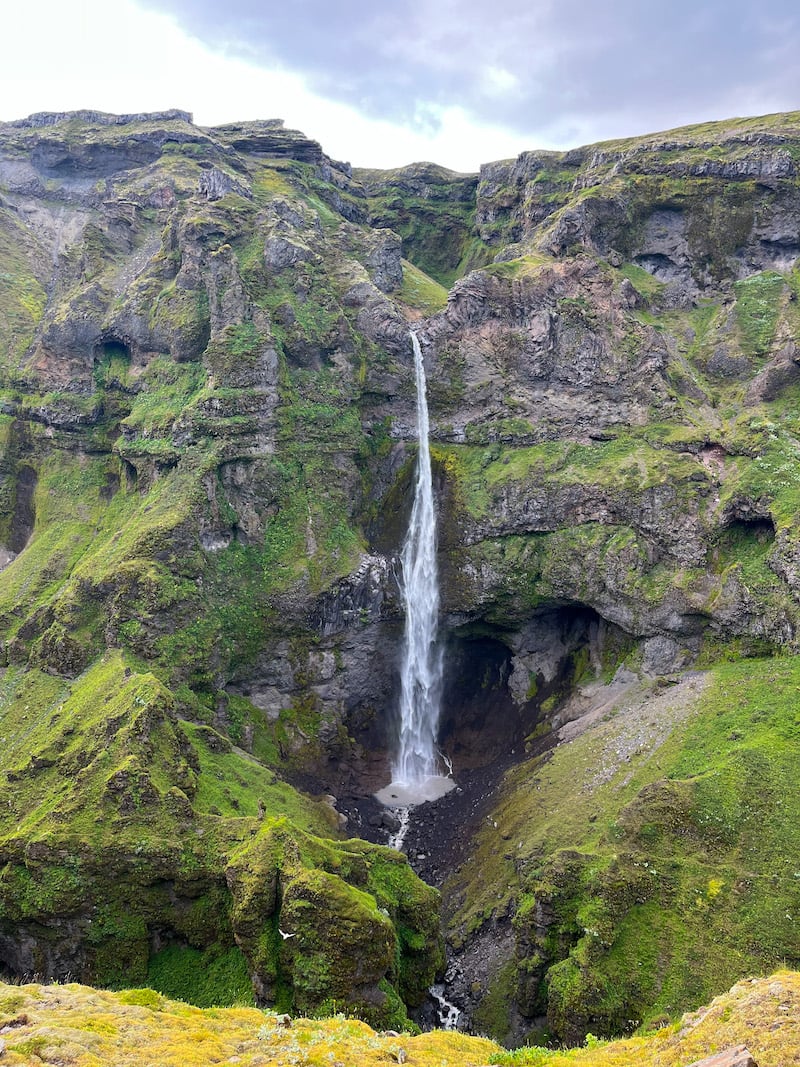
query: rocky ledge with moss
1 108 800 1041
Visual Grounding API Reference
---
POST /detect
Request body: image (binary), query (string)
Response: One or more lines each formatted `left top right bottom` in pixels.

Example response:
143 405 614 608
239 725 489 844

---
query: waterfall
375 331 456 814
394 330 443 784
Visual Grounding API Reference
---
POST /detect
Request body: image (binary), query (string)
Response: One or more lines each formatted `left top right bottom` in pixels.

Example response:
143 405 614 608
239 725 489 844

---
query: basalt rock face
0 110 436 1024
2 109 800 1031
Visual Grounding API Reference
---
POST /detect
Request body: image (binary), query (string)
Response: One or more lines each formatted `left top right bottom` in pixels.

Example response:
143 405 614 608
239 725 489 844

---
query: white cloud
0 0 532 170
481 67 520 97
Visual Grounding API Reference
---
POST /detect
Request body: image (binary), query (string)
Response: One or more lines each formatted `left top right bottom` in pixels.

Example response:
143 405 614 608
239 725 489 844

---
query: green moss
147 945 254 1007
122 357 206 436
359 174 485 286
0 862 85 920
205 321 267 374
473 960 519 1043
619 262 666 300
711 518 779 592
250 162 296 203
115 988 164 1010
482 253 553 280
244 449 363 602
88 902 150 986
358 845 444 1005
223 822 442 1026
436 435 704 522
9 1036 53 1057
0 654 187 845
94 350 132 391
397 259 448 314
464 418 537 445
720 428 800 526
181 721 331 834
282 866 397 1015
733 271 786 357
686 182 757 280
0 209 48 368
451 656 800 1043
0 653 440 1024
149 279 210 358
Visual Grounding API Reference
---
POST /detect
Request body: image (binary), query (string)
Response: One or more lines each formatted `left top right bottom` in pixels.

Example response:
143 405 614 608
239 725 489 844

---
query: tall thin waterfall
393 331 443 784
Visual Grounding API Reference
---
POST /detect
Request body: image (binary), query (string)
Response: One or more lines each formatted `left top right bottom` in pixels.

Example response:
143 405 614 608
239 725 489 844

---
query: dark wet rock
745 342 800 402
198 166 252 202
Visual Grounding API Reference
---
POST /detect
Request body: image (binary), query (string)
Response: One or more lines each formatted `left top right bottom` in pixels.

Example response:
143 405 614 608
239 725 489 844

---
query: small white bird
279 928 296 940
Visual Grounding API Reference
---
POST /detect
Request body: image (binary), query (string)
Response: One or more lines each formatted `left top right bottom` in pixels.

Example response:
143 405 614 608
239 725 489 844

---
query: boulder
686 1046 759 1067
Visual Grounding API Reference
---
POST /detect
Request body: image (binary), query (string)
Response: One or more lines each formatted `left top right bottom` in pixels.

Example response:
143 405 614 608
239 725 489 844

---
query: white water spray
375 331 455 816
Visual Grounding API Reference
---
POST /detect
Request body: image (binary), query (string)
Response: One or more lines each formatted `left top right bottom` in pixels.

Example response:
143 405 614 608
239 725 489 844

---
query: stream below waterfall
339 747 522 1033
430 983 462 1029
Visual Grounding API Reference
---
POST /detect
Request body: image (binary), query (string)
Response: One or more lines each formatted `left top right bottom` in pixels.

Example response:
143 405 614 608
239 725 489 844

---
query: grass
721 428 800 526
361 179 482 286
482 253 554 280
712 519 779 591
121 357 206 436
435 434 705 520
619 262 666 300
147 945 254 1007
492 971 800 1066
0 652 190 848
0 980 500 1066
0 208 48 369
0 652 443 1024
181 721 333 833
733 271 786 357
397 259 449 314
447 656 800 1043
0 971 798 1066
6 104 800 1045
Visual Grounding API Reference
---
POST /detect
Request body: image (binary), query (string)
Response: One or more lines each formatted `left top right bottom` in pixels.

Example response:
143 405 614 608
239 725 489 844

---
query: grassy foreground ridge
0 971 798 1065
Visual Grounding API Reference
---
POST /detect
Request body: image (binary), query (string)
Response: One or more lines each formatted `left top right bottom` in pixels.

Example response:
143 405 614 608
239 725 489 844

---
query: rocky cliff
1 107 800 1038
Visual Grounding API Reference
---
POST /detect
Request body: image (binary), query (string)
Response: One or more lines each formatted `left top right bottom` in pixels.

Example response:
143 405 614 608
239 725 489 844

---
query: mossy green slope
0 112 439 1022
0 651 442 1023
355 162 491 286
447 657 800 1044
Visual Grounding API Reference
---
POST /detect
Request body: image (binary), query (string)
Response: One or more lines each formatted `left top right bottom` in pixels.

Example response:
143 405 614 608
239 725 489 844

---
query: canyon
0 107 799 1045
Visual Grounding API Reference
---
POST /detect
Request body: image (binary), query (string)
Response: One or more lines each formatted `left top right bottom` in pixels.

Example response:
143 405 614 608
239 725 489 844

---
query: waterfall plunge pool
374 774 457 807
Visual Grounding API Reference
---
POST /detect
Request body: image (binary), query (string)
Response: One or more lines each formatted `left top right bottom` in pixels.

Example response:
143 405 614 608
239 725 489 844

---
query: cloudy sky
2 0 800 170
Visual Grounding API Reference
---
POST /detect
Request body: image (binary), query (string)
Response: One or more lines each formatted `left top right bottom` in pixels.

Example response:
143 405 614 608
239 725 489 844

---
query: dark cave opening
438 631 518 770
122 459 138 492
715 510 776 569
722 515 776 542
436 604 631 773
96 338 131 363
93 337 132 388
337 603 635 796
8 466 37 554
633 252 680 279
344 603 636 908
